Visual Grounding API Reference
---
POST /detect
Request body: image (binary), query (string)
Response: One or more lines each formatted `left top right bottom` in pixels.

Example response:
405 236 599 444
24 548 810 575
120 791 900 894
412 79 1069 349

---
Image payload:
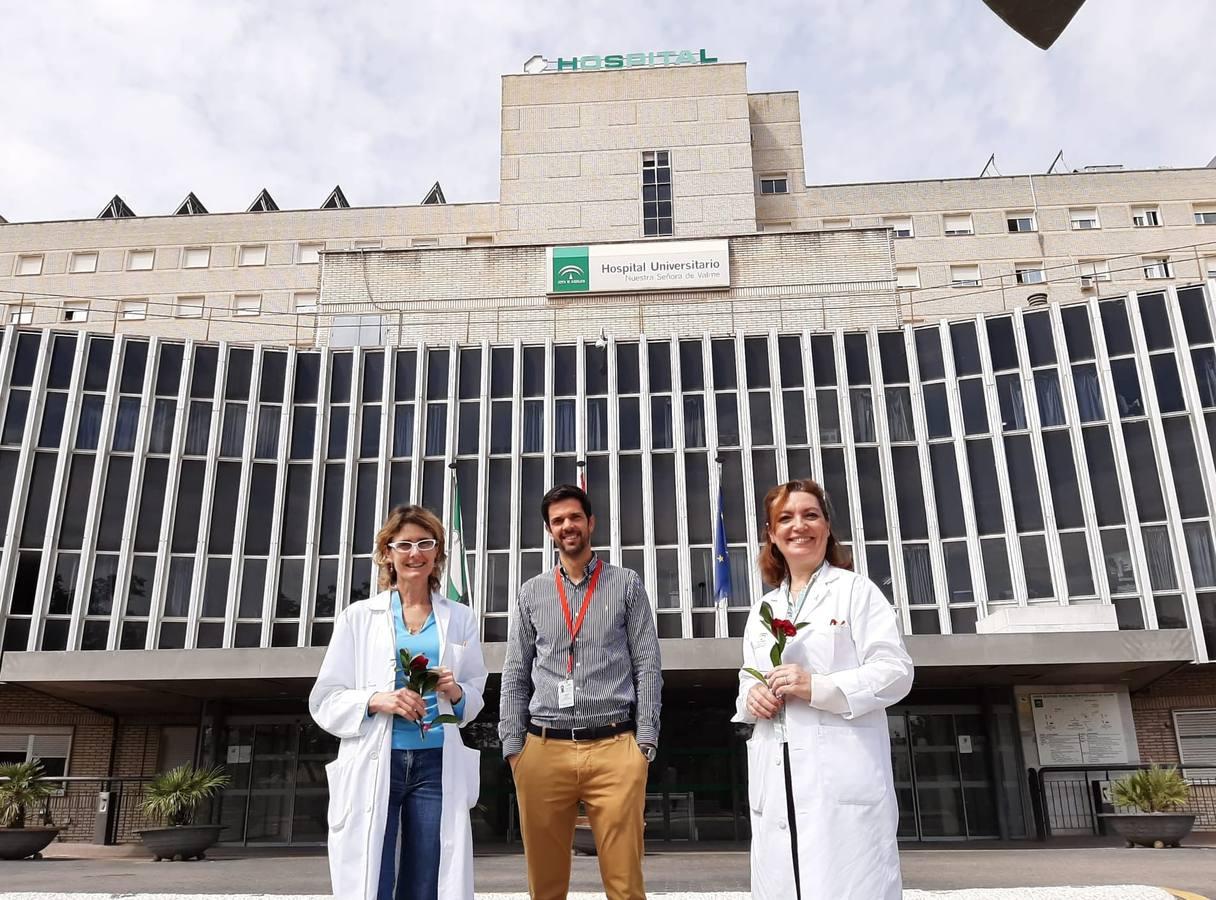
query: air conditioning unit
1080 275 1095 289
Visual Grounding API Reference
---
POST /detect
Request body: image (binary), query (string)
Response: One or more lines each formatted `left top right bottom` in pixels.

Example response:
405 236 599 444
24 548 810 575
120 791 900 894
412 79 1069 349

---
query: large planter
1100 813 1196 848
138 824 225 861
0 827 61 860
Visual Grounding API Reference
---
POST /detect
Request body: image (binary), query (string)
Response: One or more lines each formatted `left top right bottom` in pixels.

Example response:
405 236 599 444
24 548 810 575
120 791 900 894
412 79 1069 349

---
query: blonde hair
372 505 447 593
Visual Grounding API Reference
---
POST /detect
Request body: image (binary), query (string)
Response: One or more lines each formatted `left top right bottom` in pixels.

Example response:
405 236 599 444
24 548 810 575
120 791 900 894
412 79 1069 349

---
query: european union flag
713 484 731 606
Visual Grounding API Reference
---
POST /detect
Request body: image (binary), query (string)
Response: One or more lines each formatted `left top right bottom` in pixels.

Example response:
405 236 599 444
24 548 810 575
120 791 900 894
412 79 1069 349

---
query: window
884 216 913 238
896 267 920 289
297 242 323 264
1070 207 1100 230
120 300 147 321
294 291 318 314
15 254 43 276
1079 259 1111 287
69 251 98 273
760 175 789 194
177 295 205 318
950 264 981 287
1015 263 1045 285
465 235 494 246
641 150 673 236
0 728 71 778
238 244 267 266
412 237 438 248
62 301 89 323
182 247 210 268
1006 212 1036 233
233 294 262 316
1194 206 1216 226
943 213 973 236
8 307 33 325
1132 206 1161 227
1143 256 1173 280
126 249 155 271
1174 709 1216 774
353 239 383 250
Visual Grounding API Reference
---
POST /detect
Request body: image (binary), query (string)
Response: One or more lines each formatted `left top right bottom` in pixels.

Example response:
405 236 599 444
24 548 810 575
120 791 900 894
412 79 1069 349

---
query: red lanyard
555 560 603 675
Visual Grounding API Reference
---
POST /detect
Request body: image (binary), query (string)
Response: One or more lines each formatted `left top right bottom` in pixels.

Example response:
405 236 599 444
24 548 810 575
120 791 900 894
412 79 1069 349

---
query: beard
557 530 589 555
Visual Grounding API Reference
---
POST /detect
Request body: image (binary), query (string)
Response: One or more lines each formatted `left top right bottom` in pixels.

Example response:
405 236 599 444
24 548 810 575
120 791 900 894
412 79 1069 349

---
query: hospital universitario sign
548 240 731 295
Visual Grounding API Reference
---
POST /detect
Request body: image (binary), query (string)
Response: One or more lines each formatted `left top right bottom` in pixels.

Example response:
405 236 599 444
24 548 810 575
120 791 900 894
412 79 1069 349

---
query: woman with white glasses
311 504 487 900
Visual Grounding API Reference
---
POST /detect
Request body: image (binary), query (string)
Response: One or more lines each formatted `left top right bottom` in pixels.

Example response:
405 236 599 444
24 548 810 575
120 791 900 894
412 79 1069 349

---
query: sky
1 0 1213 223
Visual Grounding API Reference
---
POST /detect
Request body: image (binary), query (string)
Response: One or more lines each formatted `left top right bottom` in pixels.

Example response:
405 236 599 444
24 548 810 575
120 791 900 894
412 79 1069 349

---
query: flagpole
713 456 731 633
446 462 470 606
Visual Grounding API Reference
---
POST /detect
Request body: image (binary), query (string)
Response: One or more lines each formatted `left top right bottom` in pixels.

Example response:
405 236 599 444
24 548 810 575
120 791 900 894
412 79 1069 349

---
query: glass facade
1 286 1215 663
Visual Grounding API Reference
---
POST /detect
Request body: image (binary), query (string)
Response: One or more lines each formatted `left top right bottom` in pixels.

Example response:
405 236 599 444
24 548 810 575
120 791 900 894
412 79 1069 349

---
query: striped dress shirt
498 553 663 758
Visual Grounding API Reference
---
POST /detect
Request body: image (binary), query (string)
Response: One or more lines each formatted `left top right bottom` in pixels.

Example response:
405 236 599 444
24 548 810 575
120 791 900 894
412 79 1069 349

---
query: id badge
558 678 575 709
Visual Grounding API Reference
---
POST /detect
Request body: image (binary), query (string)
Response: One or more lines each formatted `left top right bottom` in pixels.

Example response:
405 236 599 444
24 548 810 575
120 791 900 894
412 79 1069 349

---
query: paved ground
0 841 1212 898
0 891 1188 900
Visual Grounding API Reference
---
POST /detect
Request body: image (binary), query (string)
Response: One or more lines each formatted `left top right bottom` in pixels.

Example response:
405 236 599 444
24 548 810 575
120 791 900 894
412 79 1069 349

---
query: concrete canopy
0 630 1194 716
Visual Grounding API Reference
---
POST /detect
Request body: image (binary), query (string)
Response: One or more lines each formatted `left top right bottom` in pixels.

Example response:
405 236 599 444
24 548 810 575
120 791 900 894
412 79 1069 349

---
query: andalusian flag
446 473 470 604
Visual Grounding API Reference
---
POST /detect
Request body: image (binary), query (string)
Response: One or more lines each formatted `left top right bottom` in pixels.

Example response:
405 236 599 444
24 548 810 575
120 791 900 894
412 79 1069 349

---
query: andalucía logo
552 246 590 293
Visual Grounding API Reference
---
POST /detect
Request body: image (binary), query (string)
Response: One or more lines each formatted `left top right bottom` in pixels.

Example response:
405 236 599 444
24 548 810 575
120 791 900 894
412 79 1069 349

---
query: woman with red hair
733 479 913 900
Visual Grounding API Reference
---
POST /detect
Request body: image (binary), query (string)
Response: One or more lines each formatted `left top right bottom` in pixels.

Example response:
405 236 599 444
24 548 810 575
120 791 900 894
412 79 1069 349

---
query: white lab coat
732 563 913 900
309 590 488 900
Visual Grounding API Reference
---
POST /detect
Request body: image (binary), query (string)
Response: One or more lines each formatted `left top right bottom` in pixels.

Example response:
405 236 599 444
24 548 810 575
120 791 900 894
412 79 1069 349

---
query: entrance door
216 718 337 846
889 709 999 840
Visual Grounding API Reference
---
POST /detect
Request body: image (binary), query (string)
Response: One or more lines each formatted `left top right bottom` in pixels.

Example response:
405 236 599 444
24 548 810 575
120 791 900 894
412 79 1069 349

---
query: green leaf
140 763 230 827
769 644 782 668
431 714 461 726
795 622 811 631
420 672 441 695
759 602 773 625
742 667 768 683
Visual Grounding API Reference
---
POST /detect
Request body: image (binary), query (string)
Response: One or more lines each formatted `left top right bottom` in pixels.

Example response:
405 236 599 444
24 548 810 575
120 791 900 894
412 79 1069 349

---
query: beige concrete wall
748 91 812 230
0 204 499 342
6 58 1216 341
318 229 899 343
803 168 1216 321
500 63 757 244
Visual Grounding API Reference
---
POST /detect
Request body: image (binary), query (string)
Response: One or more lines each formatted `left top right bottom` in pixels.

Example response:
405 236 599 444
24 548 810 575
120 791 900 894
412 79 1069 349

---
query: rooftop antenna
979 154 1001 178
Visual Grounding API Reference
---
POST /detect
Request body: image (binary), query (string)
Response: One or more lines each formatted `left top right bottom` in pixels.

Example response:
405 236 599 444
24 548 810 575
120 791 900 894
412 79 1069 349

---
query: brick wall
1130 664 1216 765
0 685 170 842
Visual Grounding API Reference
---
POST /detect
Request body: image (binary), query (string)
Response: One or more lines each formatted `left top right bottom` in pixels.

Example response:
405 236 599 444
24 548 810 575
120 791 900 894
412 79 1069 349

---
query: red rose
410 655 429 671
771 619 798 638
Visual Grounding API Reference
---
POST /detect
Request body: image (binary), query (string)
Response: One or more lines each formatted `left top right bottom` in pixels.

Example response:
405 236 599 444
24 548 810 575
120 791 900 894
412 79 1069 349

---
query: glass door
245 723 296 843
215 718 336 845
890 709 1000 840
888 713 918 839
908 713 966 838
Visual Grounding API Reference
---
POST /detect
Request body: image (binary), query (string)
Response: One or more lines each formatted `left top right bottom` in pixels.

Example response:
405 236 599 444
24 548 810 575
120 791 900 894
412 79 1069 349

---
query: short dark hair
541 484 593 525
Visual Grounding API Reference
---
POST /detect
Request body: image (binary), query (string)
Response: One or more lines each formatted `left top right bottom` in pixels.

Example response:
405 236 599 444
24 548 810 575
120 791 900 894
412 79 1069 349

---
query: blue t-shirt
390 592 465 750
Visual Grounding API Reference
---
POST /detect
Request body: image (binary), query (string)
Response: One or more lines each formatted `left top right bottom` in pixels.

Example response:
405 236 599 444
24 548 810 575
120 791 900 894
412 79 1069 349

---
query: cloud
0 0 1212 223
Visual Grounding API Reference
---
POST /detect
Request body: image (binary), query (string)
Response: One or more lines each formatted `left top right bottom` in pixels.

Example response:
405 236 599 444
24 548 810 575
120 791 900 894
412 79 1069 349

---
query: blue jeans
378 748 443 900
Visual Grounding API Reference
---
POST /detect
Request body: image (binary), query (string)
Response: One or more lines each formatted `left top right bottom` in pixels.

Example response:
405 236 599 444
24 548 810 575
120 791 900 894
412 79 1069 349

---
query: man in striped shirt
499 484 663 900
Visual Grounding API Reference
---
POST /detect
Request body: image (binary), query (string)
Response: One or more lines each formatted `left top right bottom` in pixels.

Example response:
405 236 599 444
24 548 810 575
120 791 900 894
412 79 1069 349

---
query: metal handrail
1029 764 1216 840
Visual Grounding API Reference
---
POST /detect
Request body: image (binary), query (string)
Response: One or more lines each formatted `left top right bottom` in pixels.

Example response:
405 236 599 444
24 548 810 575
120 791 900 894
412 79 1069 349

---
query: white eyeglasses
387 539 438 553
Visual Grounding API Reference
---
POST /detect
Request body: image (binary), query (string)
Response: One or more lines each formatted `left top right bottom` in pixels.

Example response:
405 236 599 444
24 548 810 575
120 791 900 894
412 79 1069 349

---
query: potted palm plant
1101 765 1195 848
0 760 61 860
137 763 230 861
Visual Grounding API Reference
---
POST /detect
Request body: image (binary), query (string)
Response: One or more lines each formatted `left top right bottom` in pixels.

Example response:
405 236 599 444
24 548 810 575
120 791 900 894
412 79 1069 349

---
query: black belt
527 720 635 741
